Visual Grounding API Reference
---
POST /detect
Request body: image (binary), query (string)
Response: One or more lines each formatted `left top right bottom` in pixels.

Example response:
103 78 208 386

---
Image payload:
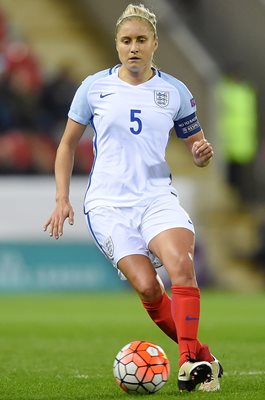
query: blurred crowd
0 9 94 174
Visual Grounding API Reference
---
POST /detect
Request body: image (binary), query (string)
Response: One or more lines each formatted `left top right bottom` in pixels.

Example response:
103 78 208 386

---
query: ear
154 38 158 51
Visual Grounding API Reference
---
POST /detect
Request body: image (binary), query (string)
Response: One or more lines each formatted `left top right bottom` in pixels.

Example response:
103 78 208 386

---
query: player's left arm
171 80 213 167
183 130 214 168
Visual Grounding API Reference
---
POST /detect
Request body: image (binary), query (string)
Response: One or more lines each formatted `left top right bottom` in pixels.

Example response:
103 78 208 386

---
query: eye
121 38 130 45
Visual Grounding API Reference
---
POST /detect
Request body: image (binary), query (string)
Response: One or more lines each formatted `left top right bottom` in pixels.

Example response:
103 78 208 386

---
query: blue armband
174 112 201 138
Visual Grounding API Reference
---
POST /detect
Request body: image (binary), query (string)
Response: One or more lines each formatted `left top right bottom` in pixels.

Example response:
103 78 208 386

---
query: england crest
105 236 114 260
154 90 169 107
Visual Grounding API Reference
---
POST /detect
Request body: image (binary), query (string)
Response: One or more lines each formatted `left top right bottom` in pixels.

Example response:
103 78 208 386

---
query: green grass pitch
0 290 264 399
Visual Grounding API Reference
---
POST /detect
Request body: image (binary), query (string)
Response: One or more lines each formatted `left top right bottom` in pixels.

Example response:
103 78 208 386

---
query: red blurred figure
0 130 32 172
5 41 42 91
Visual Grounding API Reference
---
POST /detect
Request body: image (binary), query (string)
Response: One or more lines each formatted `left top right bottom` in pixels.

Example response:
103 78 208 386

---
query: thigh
141 193 195 247
149 227 197 286
86 206 148 267
141 194 196 285
149 227 195 264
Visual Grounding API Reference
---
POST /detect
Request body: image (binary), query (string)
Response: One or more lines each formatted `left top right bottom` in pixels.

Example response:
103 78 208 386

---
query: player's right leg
141 272 178 343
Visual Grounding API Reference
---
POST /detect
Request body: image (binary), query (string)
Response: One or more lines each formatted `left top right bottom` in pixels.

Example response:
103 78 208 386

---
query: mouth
128 57 141 62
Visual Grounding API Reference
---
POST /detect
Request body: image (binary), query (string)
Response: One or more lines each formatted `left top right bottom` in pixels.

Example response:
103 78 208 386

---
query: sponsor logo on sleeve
190 97 196 107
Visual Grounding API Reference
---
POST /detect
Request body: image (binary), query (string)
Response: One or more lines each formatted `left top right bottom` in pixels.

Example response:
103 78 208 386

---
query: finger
58 216 65 237
49 221 55 238
195 146 208 156
46 220 58 239
68 209 74 225
196 144 213 156
201 146 213 155
194 141 207 153
50 219 60 239
203 150 214 162
55 218 63 239
200 151 213 161
43 218 52 232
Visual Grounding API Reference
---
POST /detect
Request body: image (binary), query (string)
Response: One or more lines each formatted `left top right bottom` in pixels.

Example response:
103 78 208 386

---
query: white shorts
85 193 195 275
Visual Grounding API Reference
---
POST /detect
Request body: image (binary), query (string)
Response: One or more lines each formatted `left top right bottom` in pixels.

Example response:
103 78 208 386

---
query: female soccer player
44 3 222 392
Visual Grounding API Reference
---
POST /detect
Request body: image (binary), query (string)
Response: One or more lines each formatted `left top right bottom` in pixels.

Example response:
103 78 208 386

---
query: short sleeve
68 77 93 125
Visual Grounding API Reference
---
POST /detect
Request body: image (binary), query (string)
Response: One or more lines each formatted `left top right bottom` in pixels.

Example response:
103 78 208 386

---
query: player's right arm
43 118 87 239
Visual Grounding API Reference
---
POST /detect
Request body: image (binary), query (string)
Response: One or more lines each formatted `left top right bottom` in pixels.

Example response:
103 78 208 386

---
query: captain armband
174 112 201 138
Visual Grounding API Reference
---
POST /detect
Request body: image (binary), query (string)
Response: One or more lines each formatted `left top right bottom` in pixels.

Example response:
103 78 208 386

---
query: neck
119 66 154 85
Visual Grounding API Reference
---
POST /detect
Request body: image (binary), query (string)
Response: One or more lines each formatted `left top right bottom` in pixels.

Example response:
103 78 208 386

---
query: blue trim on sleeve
174 112 201 138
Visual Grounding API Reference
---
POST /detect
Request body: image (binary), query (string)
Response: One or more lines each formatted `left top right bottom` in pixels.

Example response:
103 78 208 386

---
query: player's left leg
149 227 212 391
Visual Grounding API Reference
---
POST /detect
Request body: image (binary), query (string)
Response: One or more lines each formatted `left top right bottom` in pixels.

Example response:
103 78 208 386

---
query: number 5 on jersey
130 109 142 135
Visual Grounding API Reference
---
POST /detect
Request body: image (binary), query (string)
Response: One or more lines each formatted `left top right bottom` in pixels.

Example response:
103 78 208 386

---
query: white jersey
68 65 201 213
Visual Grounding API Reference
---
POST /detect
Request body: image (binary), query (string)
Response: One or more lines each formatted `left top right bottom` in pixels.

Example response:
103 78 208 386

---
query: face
116 18 158 74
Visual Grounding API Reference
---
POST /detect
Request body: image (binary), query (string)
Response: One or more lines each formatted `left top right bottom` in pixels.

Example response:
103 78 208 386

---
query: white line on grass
73 371 265 379
74 373 105 379
75 374 89 379
224 371 265 376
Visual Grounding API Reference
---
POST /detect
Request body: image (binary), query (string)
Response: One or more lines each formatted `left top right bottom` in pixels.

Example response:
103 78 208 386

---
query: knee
165 252 197 286
136 279 163 301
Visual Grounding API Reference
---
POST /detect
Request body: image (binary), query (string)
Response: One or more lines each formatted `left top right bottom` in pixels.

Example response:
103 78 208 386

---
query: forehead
116 18 154 37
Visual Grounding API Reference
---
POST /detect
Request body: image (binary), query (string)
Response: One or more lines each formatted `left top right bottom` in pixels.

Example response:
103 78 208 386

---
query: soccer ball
113 340 170 394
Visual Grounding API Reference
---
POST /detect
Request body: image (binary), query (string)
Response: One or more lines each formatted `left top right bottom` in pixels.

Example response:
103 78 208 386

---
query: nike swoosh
185 315 199 321
100 93 115 98
179 372 186 377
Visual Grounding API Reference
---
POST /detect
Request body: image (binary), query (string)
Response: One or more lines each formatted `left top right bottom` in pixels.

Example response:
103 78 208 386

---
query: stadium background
0 0 265 292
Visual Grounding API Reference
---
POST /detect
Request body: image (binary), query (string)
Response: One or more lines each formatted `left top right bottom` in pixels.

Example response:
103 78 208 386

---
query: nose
130 41 139 53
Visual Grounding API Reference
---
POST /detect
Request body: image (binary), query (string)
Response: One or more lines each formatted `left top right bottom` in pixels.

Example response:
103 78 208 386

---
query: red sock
142 292 178 343
197 344 214 363
171 285 201 366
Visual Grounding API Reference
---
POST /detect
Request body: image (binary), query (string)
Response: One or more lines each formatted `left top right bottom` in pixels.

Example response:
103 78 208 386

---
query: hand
43 199 74 239
192 139 214 167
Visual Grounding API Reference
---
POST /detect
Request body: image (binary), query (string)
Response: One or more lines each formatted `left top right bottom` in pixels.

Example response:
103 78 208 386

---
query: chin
127 63 143 73
129 67 141 73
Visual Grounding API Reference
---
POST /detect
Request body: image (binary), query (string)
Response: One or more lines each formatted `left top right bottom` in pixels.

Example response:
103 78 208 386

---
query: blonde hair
116 3 157 38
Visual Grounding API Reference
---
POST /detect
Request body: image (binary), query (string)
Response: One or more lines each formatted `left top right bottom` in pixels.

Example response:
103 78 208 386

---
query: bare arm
183 130 214 167
43 118 87 239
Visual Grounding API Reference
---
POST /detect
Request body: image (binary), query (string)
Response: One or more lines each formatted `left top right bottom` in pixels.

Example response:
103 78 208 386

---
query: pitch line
224 371 265 376
73 371 265 379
